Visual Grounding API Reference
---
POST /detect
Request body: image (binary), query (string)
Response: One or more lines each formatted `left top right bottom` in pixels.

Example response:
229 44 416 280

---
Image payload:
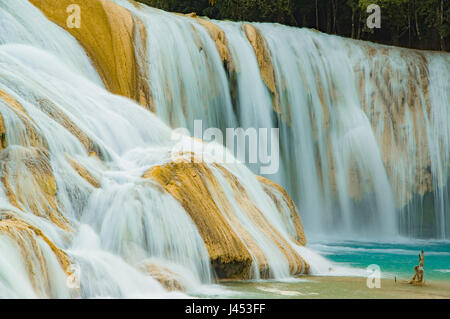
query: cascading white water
0 0 448 299
114 0 448 239
2 0 353 298
81 181 213 283
256 25 399 238
0 41 204 297
117 1 237 132
427 55 450 238
0 0 211 297
0 0 103 84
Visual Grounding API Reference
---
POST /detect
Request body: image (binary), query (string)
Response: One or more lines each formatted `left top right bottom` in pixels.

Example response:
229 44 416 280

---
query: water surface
309 240 450 281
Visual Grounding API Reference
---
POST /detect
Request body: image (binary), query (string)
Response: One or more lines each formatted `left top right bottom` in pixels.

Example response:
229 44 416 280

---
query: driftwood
408 250 425 285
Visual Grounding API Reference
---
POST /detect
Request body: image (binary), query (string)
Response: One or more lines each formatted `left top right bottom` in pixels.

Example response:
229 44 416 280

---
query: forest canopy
137 0 449 51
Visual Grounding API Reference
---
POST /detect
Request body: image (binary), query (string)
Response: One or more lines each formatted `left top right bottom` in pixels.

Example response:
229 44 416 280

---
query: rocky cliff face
144 156 308 279
30 0 153 110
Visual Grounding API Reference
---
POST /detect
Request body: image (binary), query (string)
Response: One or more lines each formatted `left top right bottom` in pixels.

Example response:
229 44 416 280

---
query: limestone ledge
144 157 309 279
30 0 153 110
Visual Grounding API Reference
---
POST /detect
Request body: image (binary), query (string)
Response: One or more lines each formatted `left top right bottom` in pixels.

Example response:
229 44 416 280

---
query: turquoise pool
309 240 450 281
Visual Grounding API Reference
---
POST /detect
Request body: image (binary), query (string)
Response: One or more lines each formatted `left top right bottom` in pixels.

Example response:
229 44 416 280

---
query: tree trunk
440 0 446 51
357 9 362 39
409 251 425 285
326 2 331 33
315 0 319 29
351 7 355 39
414 0 421 41
408 2 411 47
331 0 337 34
335 0 339 34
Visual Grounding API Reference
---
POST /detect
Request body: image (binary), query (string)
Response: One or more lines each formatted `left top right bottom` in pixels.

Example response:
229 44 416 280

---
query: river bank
221 276 450 299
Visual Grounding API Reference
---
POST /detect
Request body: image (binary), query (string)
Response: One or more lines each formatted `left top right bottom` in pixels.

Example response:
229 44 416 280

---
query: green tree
136 0 449 51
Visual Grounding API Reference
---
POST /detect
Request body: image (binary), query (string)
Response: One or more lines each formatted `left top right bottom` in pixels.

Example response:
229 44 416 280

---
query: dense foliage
138 0 449 51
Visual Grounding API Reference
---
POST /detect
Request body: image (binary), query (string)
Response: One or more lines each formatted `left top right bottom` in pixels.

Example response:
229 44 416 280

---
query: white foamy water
0 0 353 298
114 0 449 240
0 0 448 298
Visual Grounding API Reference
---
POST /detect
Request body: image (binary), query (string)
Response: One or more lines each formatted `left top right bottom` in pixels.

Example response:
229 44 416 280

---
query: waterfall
255 24 399 238
0 0 326 298
0 0 448 299
114 0 449 239
0 40 201 297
